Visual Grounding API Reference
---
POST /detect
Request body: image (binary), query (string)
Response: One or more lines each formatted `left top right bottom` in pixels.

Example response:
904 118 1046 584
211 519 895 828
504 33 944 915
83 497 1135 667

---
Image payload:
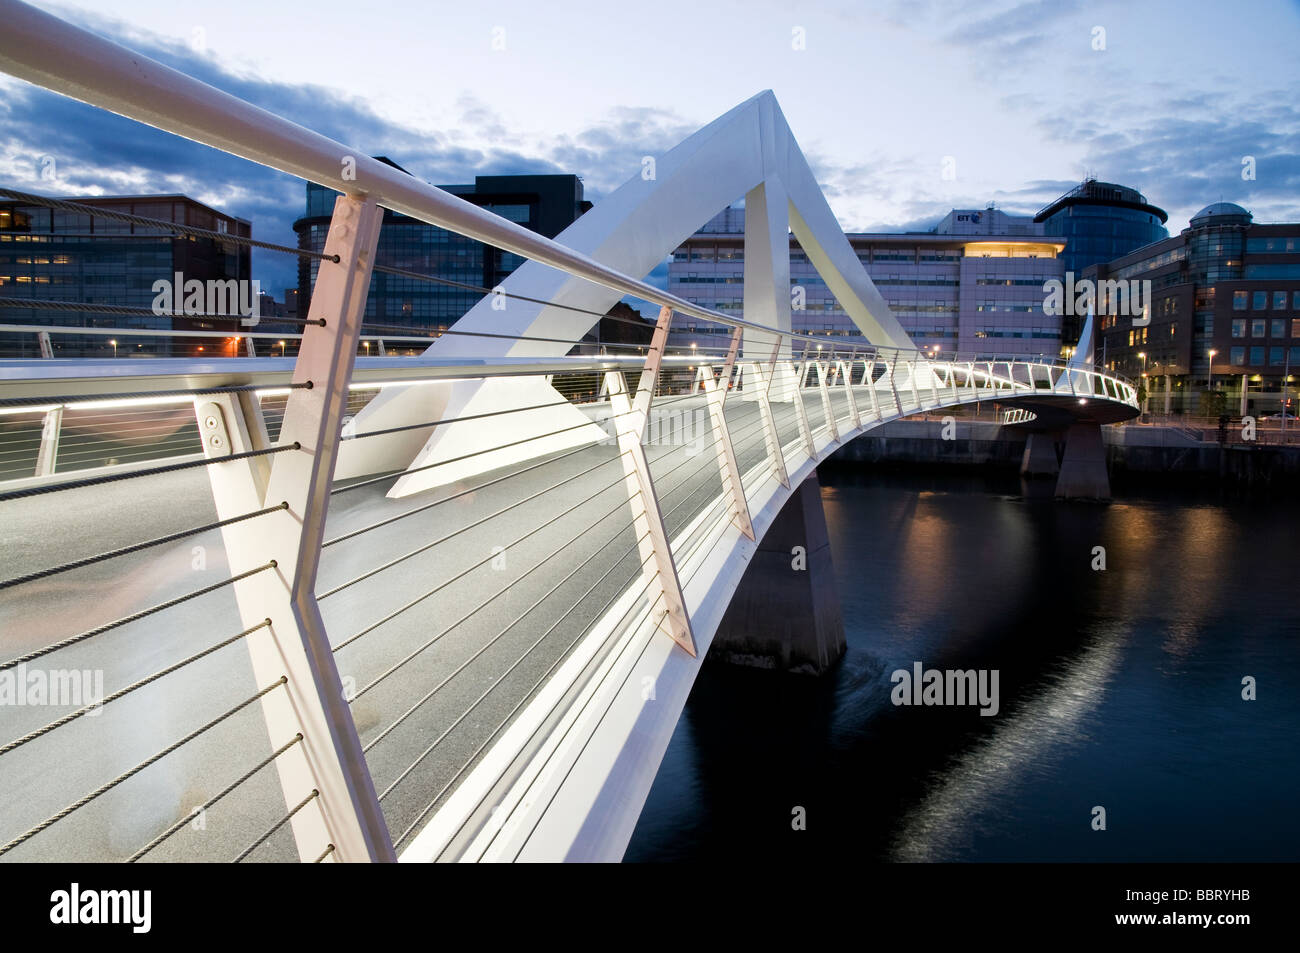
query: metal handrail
0 0 1141 865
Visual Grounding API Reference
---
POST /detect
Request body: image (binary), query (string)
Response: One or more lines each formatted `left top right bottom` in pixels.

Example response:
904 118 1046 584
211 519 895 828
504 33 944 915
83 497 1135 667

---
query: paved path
0 379 877 861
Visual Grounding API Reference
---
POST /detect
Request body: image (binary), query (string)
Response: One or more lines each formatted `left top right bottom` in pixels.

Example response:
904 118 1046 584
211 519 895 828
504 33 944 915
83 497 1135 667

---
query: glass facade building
1092 202 1300 415
1034 180 1168 348
293 162 591 342
0 196 252 358
1035 179 1169 276
667 206 1068 360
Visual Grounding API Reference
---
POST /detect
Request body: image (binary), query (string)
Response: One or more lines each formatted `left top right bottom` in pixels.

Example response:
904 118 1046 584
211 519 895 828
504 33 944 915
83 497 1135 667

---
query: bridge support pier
710 472 845 675
1054 421 1110 499
1020 430 1060 478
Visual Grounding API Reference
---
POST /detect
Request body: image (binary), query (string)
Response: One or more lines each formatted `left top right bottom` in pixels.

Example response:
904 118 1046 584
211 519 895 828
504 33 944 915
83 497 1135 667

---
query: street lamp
109 338 117 358
1138 350 1147 374
277 340 286 357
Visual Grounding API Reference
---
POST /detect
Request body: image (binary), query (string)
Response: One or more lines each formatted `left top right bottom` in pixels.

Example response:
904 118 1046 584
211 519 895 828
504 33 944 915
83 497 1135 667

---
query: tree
1198 390 1227 418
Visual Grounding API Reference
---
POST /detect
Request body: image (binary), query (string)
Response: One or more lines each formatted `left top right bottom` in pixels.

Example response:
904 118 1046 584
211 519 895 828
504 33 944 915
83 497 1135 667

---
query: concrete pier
1055 421 1111 499
711 472 846 674
1020 431 1060 478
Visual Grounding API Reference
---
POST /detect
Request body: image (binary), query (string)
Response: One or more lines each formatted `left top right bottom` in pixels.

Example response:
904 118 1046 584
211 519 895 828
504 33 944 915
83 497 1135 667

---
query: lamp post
1283 353 1291 440
109 338 117 358
1137 352 1147 413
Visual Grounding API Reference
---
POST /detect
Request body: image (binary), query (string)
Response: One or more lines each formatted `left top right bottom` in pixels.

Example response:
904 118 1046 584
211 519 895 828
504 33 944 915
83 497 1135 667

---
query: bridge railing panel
0 3 1141 862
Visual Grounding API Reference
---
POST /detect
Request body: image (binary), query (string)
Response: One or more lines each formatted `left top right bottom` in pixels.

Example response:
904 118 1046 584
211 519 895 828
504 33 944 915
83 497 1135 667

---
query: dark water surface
626 467 1300 861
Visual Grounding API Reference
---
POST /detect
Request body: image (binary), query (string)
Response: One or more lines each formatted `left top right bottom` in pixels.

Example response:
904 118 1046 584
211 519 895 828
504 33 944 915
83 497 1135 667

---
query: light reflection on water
626 468 1300 862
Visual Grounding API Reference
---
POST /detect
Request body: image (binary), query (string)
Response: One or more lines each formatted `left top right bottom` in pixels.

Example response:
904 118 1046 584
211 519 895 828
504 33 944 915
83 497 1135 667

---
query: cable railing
2 307 1139 864
0 0 1142 864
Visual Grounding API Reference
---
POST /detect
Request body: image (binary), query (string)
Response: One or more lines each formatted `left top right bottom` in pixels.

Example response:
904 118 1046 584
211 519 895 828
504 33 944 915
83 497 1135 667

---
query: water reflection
627 467 1300 862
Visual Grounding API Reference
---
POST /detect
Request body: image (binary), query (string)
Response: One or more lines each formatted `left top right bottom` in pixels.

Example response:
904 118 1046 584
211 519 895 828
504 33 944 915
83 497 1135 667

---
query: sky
2 0 1299 299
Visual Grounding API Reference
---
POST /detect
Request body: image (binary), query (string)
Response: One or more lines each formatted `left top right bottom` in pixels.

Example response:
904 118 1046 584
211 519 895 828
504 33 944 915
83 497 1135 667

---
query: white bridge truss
0 0 1137 863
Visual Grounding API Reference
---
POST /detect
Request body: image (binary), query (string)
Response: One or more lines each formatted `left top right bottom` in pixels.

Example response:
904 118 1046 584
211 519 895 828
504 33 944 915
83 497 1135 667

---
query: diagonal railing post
697 327 754 539
839 359 861 429
863 359 881 420
751 341 791 489
194 194 394 863
887 352 903 416
791 354 816 459
815 359 839 441
605 306 696 657
35 404 62 476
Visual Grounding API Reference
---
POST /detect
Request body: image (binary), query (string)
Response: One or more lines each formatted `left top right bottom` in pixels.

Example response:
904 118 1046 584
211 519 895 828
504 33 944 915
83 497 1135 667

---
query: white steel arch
342 90 917 496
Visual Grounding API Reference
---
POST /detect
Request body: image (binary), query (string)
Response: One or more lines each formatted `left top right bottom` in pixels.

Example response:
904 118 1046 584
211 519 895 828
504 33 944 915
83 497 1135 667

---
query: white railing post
887 353 903 416
34 404 63 476
750 342 791 489
697 328 754 539
605 306 696 657
863 359 881 420
839 359 861 430
194 194 394 863
791 355 816 459
815 360 839 441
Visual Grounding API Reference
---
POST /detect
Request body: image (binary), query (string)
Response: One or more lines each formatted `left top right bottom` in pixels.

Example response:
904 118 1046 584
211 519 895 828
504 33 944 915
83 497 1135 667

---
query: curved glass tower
1035 179 1168 277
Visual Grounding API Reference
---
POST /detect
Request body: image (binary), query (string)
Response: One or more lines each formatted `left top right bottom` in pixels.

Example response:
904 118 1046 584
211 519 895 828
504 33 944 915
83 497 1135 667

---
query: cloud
3 0 1298 302
0 7 702 297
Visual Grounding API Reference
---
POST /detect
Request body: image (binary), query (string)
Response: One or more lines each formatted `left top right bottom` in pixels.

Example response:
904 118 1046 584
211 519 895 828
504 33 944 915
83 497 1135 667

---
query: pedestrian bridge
0 0 1138 863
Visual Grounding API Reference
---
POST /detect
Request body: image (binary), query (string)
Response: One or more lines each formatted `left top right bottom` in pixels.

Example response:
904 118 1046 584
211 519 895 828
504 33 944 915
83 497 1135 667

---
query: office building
1092 202 1300 415
0 193 252 357
293 162 592 333
1035 179 1169 346
667 205 1068 359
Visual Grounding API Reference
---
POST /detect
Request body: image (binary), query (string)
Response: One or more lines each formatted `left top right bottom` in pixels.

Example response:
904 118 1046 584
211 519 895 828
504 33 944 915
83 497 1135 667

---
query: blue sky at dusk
2 0 1297 298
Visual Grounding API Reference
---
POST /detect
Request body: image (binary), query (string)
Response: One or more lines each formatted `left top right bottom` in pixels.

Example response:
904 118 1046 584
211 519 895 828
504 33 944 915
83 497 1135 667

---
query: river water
626 467 1300 862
